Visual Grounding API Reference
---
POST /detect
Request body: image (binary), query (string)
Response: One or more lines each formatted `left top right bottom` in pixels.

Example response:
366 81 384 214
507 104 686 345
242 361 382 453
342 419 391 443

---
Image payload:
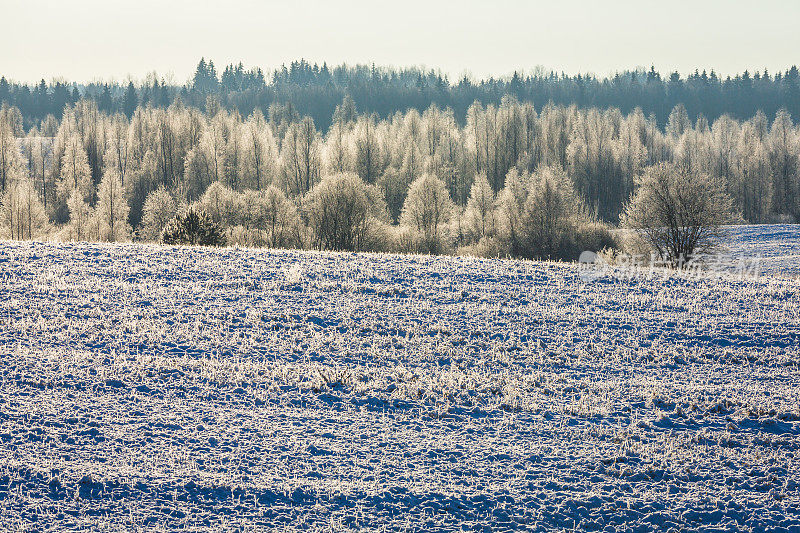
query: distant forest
0 59 799 258
2 59 800 131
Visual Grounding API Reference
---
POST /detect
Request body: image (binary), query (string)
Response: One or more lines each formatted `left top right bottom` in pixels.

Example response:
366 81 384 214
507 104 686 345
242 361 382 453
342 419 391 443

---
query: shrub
573 222 618 261
457 236 504 258
303 173 386 252
161 208 226 246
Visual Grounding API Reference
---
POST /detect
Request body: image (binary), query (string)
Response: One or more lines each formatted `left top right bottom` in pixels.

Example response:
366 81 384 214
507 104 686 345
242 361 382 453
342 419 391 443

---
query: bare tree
621 163 736 266
280 117 321 197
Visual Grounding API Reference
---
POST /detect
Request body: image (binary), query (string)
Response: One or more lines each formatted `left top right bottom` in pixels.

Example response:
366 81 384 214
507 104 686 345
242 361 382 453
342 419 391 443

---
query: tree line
0 93 797 258
2 59 800 133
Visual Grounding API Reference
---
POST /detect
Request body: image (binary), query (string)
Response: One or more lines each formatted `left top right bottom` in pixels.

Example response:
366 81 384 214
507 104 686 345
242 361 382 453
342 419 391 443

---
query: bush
161 208 226 246
303 173 386 251
457 236 504 258
574 222 618 259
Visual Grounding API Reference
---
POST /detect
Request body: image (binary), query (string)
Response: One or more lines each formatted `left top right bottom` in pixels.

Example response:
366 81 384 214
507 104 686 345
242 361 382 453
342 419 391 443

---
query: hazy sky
2 0 799 84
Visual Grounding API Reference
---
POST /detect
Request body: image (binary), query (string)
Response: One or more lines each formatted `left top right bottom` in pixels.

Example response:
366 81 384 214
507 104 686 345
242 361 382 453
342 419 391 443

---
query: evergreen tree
123 82 138 118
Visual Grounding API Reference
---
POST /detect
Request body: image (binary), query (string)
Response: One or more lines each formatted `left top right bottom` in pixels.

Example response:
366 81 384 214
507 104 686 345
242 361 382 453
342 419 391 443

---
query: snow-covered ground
0 232 798 531
721 224 800 278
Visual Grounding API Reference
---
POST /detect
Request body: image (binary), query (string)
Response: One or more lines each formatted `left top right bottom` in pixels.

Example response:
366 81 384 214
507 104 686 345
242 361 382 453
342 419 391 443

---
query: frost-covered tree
241 110 278 190
58 134 93 203
140 186 179 242
621 163 736 266
125 150 159 230
331 94 357 126
280 117 321 196
567 108 619 219
0 104 24 137
768 109 799 220
195 181 241 227
0 178 48 240
378 167 411 224
353 115 384 184
25 129 53 210
711 115 739 198
184 117 227 200
523 166 582 260
0 112 25 193
666 104 691 139
224 113 245 190
96 167 130 242
400 173 454 254
66 190 95 242
463 173 495 242
40 114 58 137
153 108 182 188
304 173 385 252
735 122 772 223
105 114 130 184
242 186 301 249
323 119 352 176
496 168 529 257
73 99 106 194
434 128 471 205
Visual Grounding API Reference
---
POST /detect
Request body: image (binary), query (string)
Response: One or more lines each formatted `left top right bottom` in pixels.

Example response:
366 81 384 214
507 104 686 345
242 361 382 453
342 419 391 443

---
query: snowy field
0 229 798 531
721 224 800 278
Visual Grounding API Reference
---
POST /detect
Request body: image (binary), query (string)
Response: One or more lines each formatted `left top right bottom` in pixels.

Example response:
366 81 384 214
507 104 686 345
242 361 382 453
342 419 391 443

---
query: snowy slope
0 238 798 531
721 224 800 278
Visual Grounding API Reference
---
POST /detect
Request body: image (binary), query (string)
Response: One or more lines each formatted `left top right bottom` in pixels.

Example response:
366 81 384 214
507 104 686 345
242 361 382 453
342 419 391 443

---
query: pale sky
2 0 798 84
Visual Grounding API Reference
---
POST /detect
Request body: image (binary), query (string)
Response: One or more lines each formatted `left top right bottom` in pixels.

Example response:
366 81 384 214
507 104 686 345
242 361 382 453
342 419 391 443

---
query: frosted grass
0 236 798 531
